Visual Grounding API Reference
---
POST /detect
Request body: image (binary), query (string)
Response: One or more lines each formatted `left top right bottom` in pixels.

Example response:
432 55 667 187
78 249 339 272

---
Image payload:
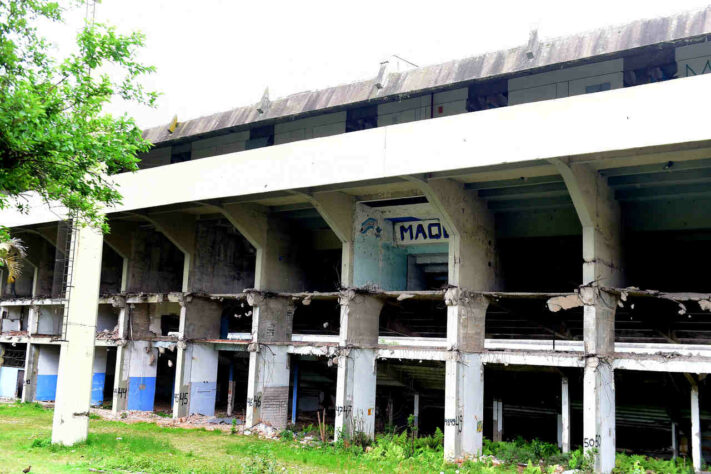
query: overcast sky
47 0 711 129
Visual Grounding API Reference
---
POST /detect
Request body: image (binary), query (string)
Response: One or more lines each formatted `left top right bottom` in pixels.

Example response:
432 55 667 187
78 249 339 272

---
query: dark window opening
623 47 677 87
170 143 192 164
346 105 377 132
246 124 274 150
161 314 180 336
467 78 508 112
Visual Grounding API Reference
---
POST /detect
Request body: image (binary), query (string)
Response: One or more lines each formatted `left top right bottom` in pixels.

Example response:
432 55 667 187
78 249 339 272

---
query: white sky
45 0 711 129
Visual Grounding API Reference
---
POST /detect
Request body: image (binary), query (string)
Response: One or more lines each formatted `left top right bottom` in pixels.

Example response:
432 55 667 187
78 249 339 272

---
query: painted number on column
444 415 463 432
247 395 262 408
336 405 352 415
583 435 601 448
174 392 188 406
113 387 127 399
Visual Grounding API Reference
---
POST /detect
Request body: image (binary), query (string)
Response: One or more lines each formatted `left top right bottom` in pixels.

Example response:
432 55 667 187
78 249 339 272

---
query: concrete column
245 292 295 429
302 191 356 287
335 290 383 441
550 159 623 287
444 288 488 460
492 398 503 442
51 225 103 446
111 342 130 414
226 360 236 417
553 159 622 473
27 305 39 337
91 347 108 406
561 376 571 453
413 392 420 433
21 343 39 403
581 287 617 473
690 379 702 472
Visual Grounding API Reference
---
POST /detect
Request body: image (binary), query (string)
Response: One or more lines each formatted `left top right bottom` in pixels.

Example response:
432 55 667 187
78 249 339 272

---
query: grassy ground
0 403 696 473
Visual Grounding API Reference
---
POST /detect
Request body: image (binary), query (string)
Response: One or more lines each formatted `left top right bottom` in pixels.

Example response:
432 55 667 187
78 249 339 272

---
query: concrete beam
217 203 305 292
51 225 103 445
550 158 623 286
408 178 496 289
104 221 137 292
140 212 197 292
300 191 355 287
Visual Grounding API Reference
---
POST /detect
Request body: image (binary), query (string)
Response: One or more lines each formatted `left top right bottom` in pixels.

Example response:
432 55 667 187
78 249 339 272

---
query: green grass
0 403 696 473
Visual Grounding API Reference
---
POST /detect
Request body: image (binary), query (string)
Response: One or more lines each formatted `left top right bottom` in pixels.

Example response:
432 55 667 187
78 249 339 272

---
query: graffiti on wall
394 219 450 246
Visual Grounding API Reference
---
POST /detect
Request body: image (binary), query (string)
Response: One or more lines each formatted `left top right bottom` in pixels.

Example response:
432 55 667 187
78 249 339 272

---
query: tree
0 0 156 242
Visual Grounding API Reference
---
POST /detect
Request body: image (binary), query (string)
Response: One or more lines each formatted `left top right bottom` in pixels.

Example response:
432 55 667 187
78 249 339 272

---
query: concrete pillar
492 398 503 442
226 360 236 417
335 290 383 441
413 392 420 433
111 342 130 414
690 379 702 472
21 343 39 403
245 292 295 429
408 178 496 461
51 225 103 445
444 288 488 460
672 421 678 460
27 305 39 336
553 159 622 473
91 347 107 406
561 376 571 453
303 191 356 287
581 287 617 473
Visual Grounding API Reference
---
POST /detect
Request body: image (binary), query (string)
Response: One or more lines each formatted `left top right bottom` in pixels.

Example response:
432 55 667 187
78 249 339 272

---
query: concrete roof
143 6 711 146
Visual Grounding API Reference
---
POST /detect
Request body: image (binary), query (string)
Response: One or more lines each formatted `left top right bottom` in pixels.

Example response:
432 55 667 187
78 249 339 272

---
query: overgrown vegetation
0 403 697 473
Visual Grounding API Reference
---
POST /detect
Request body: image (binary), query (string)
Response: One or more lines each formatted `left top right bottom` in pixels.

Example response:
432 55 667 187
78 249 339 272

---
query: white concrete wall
509 59 623 105
274 112 346 145
37 306 63 335
676 41 711 77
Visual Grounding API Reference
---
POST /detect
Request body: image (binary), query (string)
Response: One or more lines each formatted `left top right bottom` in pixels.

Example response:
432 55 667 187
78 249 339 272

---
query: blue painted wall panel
36 374 58 401
91 372 106 406
127 376 156 411
189 382 217 416
0 367 20 398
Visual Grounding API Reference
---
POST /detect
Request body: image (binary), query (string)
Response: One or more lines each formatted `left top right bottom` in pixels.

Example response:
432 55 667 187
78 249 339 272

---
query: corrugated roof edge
142 5 711 146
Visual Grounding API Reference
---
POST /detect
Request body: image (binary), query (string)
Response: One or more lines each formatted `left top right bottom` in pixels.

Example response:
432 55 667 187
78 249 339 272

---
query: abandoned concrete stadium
4 7 711 473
